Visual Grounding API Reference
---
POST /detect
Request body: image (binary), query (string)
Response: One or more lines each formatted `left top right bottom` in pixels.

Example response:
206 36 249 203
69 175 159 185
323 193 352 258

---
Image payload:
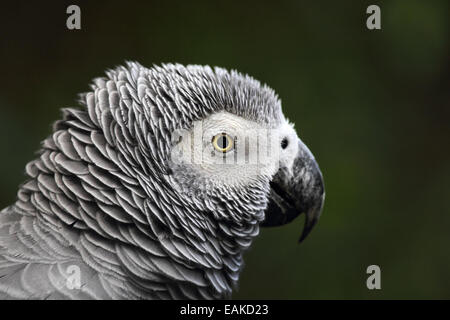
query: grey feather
0 62 283 299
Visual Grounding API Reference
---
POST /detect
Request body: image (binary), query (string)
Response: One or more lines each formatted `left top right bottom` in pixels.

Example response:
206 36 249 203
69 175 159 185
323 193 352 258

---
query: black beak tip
298 219 318 243
298 192 325 243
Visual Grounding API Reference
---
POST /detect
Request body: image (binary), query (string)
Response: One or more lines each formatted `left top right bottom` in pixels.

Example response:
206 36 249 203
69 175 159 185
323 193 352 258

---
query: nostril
281 137 289 149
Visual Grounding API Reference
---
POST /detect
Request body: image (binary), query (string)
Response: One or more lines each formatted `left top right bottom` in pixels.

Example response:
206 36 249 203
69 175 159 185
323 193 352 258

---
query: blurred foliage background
0 0 449 299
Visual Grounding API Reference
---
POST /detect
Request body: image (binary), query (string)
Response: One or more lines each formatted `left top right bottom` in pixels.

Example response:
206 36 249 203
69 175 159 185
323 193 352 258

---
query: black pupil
218 135 228 150
281 138 288 149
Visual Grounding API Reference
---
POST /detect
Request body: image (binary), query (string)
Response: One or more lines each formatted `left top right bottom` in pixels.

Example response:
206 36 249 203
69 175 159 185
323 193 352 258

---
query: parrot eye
212 133 234 153
281 137 289 149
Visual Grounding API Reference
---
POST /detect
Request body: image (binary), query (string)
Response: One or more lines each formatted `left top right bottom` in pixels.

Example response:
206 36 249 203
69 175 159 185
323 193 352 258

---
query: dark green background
0 1 449 299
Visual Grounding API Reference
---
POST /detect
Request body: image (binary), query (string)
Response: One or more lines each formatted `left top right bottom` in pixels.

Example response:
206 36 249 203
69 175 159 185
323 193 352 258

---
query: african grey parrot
0 62 324 299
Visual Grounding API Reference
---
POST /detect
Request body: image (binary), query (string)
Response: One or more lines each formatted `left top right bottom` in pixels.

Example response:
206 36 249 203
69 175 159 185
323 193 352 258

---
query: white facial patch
170 111 299 188
277 119 301 177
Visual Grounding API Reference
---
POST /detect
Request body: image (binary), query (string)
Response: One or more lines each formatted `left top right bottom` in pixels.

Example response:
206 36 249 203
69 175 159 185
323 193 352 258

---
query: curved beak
261 139 325 242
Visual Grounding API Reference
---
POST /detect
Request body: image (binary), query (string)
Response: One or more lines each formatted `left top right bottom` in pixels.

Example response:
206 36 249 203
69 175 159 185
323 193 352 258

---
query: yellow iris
212 133 234 153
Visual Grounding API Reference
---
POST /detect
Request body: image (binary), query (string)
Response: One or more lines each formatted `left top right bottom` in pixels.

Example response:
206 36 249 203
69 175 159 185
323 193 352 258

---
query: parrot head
136 63 325 243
